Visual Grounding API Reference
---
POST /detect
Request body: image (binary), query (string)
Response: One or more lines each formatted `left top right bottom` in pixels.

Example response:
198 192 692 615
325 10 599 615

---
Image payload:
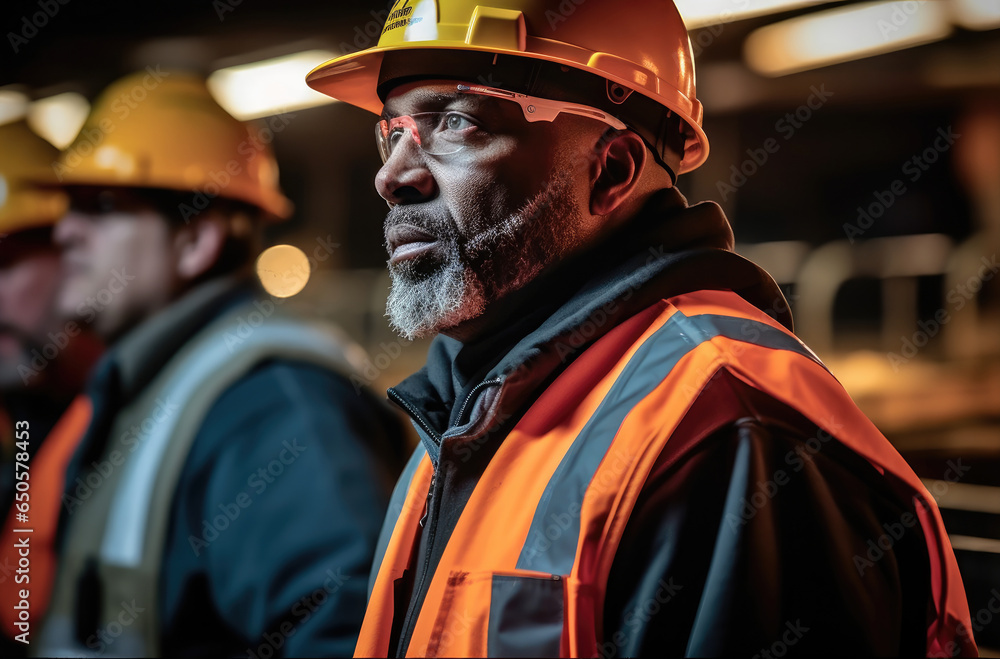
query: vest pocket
487 571 566 658
420 569 568 657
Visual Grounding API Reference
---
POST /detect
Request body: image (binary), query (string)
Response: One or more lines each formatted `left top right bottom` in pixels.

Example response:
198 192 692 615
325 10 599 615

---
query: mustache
383 205 465 262
383 205 457 240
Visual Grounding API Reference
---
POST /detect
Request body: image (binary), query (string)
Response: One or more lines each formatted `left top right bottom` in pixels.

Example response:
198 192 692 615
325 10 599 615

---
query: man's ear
589 130 649 216
173 215 227 282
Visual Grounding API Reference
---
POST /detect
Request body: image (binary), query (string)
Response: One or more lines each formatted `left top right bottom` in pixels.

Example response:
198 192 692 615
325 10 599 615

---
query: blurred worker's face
0 232 62 389
375 80 606 340
54 188 181 342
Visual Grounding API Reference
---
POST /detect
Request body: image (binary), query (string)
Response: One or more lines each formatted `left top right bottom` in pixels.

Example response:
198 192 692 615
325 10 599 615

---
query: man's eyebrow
381 88 486 119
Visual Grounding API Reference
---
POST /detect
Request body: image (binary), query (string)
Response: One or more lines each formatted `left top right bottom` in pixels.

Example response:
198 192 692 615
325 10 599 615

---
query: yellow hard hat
0 120 67 235
306 0 708 176
54 71 292 220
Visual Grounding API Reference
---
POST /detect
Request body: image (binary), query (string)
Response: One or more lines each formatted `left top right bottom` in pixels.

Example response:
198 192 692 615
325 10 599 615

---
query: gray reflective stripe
516 312 822 573
487 574 564 658
368 444 427 600
99 322 346 567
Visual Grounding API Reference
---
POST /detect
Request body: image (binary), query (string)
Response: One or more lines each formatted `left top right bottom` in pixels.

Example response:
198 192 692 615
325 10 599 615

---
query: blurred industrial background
2 0 999 652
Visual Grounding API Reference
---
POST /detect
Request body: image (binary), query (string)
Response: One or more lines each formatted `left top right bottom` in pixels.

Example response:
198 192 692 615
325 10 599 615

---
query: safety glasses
375 84 628 164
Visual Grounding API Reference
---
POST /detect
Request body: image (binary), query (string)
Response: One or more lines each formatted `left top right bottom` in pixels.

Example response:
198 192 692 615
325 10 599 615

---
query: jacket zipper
387 388 442 447
386 387 444 656
454 377 503 427
394 464 444 657
386 389 439 530
385 381 502 656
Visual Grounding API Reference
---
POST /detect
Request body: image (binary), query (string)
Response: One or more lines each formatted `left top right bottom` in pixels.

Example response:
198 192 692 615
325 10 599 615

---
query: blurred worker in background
0 71 406 657
0 120 102 658
306 0 977 656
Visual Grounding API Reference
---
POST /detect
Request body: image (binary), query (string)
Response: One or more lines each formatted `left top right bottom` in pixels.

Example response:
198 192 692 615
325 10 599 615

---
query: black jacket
384 189 931 656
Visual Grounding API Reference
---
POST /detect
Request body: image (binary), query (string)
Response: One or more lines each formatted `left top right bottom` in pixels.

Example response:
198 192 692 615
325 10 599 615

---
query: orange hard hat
306 0 708 176
54 70 292 220
0 120 67 235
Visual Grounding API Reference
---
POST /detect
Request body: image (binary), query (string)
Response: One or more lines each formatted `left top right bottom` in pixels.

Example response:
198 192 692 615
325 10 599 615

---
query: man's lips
386 224 439 263
61 254 89 277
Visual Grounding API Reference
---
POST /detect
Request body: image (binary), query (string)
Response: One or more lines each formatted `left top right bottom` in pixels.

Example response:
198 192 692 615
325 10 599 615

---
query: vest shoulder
192 358 389 454
628 289 824 373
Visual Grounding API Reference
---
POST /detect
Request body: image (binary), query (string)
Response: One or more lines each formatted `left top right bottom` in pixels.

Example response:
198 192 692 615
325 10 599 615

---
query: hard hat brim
47 163 293 222
306 41 709 174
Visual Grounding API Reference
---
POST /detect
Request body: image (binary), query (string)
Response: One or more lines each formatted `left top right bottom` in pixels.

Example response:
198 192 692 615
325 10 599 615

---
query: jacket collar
388 189 789 457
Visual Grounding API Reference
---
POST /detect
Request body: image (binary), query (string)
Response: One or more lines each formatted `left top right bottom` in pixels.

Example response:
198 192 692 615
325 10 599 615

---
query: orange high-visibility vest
0 396 92 641
357 290 976 658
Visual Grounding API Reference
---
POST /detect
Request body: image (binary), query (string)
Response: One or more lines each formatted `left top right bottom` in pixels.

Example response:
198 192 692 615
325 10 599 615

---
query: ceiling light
27 92 90 149
952 0 1000 30
0 89 29 126
256 244 311 298
675 0 836 29
745 0 952 76
208 50 339 121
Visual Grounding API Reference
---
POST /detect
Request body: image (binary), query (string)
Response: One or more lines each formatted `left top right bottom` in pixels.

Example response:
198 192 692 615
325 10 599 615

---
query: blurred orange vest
0 396 92 642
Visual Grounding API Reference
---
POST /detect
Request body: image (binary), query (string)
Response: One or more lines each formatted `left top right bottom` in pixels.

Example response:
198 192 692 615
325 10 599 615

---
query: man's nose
53 210 92 249
374 135 437 206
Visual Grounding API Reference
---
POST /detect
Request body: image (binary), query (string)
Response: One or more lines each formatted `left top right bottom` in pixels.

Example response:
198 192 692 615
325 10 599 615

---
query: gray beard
385 244 485 340
385 173 581 340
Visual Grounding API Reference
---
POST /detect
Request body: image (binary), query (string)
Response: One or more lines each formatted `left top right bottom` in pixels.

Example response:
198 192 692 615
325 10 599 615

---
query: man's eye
442 113 474 131
388 128 406 148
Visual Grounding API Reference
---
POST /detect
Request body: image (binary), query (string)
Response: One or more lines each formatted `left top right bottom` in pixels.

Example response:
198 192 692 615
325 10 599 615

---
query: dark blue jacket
59 278 406 658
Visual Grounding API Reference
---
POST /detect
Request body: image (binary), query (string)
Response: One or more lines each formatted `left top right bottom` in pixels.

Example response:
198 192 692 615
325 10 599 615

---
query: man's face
54 188 180 342
376 80 604 340
0 232 62 389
